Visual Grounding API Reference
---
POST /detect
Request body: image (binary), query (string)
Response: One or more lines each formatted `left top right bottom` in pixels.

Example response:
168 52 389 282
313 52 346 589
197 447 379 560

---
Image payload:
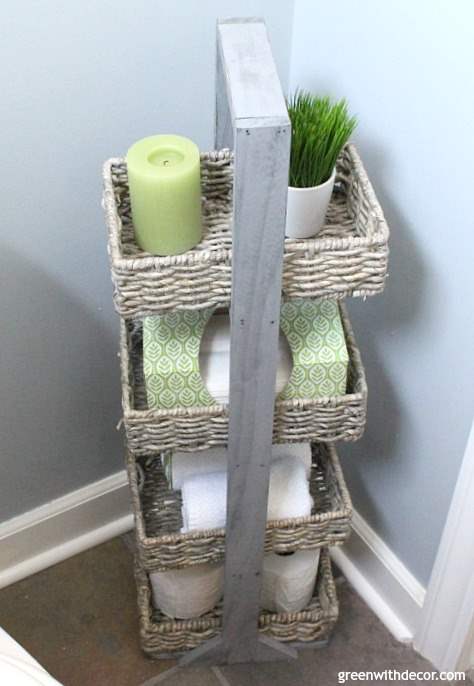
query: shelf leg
180 18 293 667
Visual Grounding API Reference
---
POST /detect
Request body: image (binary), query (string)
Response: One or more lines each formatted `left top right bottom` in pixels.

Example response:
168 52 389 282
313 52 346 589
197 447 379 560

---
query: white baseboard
0 470 133 589
332 510 426 644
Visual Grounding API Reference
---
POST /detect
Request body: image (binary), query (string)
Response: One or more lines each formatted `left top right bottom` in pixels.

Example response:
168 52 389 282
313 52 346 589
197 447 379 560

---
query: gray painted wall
290 0 474 585
0 1 294 521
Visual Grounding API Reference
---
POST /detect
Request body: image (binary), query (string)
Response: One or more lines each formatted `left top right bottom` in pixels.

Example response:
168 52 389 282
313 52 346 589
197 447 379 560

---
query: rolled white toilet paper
261 549 321 613
181 470 227 532
165 442 312 491
267 457 313 522
181 457 313 533
271 442 312 478
150 562 224 619
164 447 227 490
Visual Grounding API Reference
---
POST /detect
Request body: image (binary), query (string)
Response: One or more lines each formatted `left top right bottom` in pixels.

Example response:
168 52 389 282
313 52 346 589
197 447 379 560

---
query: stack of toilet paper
150 550 320 619
179 450 313 533
151 442 319 619
150 550 320 618
162 442 312 490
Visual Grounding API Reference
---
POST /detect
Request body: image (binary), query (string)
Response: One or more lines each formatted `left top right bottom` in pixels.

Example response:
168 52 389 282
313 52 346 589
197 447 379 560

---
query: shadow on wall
340 136 429 528
0 243 123 521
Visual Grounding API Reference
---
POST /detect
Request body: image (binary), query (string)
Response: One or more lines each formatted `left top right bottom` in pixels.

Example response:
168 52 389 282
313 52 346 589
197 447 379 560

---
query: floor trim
0 471 133 589
332 510 426 644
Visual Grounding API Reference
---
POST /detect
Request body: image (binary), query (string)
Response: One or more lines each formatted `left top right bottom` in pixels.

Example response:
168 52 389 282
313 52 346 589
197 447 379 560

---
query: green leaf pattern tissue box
279 300 348 400
143 299 348 410
143 308 217 409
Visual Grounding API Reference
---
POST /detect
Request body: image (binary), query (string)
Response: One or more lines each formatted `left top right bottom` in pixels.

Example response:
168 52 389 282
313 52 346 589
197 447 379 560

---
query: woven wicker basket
136 548 338 657
128 443 352 572
120 303 367 455
103 145 389 320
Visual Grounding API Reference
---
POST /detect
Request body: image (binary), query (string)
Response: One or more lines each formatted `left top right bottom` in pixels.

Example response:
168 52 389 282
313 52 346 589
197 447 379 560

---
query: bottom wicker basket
136 548 338 657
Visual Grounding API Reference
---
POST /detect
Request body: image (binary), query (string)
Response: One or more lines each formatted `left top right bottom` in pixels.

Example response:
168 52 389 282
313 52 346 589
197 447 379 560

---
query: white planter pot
285 167 336 239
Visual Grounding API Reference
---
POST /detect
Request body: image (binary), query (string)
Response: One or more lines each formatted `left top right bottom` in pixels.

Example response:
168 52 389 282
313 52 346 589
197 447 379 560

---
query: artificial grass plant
287 91 357 188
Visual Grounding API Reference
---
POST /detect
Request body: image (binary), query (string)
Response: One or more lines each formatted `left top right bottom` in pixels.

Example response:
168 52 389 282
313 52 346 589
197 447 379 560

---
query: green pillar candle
126 134 202 256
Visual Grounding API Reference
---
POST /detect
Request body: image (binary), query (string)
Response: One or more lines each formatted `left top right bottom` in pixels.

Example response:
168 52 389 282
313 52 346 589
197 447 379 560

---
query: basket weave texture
103 145 389 319
128 443 352 572
136 548 338 656
120 303 367 455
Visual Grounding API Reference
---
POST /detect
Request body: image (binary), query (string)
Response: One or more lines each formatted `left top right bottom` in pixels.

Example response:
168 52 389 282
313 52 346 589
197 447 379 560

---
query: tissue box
143 308 216 410
279 299 349 399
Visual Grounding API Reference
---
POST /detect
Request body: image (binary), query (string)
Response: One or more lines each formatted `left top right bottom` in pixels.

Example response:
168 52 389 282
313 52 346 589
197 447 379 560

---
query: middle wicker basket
128 442 352 572
120 303 367 456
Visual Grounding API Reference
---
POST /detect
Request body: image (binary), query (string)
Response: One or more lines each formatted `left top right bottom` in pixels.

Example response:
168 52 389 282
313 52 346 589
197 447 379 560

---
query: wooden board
219 121 291 663
181 18 294 666
217 18 288 126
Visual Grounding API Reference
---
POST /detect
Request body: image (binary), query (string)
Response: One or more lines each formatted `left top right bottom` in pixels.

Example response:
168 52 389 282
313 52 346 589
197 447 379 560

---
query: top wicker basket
103 145 389 319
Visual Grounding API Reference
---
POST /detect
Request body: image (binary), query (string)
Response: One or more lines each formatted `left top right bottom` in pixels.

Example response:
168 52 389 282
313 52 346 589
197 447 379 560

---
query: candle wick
163 160 169 166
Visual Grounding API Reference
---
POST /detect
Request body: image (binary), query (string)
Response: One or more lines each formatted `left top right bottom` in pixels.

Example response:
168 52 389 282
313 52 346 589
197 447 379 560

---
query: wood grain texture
217 20 288 125
217 19 292 665
221 122 290 663
219 18 291 663
182 18 292 666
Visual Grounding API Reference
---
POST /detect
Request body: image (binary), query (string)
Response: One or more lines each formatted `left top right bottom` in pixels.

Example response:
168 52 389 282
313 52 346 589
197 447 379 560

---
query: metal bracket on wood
180 18 294 667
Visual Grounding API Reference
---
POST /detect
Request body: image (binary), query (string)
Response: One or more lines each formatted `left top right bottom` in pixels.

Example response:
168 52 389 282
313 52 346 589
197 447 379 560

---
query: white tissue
271 443 312 479
267 458 313 522
181 457 313 532
150 562 224 619
167 447 227 490
200 313 292 402
181 470 227 532
168 442 311 491
261 549 321 613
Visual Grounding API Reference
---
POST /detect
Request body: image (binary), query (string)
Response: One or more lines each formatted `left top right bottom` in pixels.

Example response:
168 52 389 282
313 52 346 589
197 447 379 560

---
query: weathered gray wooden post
181 18 296 666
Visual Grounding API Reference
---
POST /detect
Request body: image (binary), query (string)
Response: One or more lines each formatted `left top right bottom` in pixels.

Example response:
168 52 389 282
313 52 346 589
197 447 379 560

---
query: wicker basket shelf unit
128 443 352 573
103 144 389 320
136 548 338 657
120 303 367 455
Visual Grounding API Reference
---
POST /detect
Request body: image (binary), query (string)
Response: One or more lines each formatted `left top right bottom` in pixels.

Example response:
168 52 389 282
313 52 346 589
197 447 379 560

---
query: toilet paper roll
181 470 227 532
271 442 312 479
261 549 321 613
163 447 227 490
164 442 312 491
150 562 224 619
181 457 313 533
266 458 313 522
